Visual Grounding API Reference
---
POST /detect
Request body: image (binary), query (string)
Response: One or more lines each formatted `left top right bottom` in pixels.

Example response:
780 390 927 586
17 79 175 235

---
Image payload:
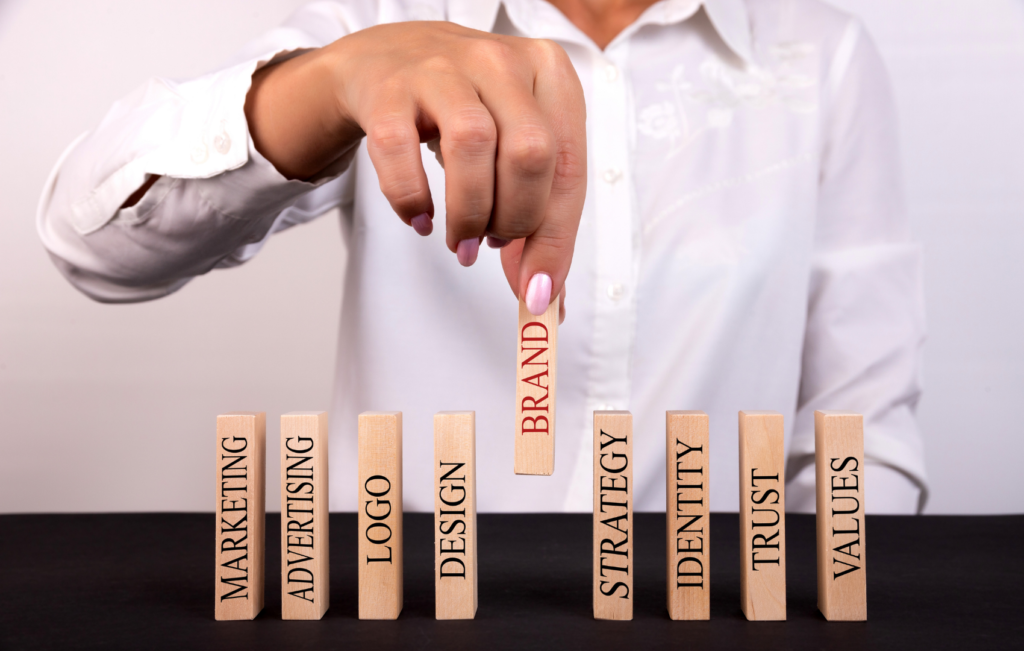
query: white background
1 0 1021 514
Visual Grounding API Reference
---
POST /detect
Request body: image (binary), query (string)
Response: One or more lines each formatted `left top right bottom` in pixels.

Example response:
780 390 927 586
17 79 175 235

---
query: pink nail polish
525 273 552 315
457 238 479 267
486 236 511 249
410 213 432 236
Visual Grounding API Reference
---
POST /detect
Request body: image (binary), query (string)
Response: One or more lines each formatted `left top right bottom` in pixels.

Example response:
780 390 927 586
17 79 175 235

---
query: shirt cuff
786 460 921 514
71 47 354 235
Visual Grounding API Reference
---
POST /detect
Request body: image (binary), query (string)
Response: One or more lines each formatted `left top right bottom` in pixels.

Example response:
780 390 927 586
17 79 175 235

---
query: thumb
499 233 573 318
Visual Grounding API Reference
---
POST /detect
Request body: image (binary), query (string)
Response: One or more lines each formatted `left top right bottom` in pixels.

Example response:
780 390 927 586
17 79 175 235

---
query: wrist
245 48 362 180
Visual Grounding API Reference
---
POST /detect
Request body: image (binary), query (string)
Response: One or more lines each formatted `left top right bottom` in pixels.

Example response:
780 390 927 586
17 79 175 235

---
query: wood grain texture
666 411 710 620
434 412 477 620
738 411 786 621
514 298 558 475
593 411 633 621
214 412 265 621
280 412 329 620
358 411 404 620
815 411 867 621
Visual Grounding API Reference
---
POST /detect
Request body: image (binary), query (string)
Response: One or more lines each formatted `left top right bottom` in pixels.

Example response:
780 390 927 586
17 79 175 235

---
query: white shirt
37 0 927 514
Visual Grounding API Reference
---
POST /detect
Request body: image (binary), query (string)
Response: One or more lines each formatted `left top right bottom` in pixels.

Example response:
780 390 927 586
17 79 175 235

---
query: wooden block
666 411 710 620
593 410 633 621
738 410 787 621
214 412 265 620
815 411 867 621
358 411 404 620
280 412 329 620
434 411 478 620
514 298 558 475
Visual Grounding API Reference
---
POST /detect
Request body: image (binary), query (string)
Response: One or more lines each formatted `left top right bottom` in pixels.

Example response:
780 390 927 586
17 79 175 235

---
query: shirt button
214 133 231 155
602 168 622 184
607 283 625 301
605 64 619 82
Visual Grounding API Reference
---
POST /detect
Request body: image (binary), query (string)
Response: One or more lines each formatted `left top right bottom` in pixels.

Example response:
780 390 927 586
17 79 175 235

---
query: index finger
499 40 587 315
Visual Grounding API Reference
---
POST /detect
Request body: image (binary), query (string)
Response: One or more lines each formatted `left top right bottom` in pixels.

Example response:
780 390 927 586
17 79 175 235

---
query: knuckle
532 224 576 253
474 39 518 72
454 193 494 226
505 127 555 178
420 54 458 76
367 118 418 156
491 216 541 241
531 39 568 68
551 147 587 191
381 178 430 215
445 110 497 155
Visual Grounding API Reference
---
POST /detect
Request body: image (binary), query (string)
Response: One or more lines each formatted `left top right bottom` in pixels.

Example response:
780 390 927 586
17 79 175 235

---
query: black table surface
1 512 1021 650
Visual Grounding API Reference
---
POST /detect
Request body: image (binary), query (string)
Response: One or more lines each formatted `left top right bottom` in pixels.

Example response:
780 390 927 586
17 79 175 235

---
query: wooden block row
592 410 866 622
214 408 864 623
214 410 479 621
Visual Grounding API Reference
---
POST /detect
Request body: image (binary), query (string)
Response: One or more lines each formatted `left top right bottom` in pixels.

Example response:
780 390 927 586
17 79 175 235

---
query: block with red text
435 411 478 620
738 411 787 621
594 410 633 620
815 411 867 621
515 298 558 475
280 412 329 620
215 412 265 620
666 411 710 620
358 411 404 620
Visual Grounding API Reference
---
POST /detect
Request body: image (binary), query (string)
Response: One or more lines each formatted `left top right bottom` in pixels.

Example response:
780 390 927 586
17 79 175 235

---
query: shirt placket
564 42 638 510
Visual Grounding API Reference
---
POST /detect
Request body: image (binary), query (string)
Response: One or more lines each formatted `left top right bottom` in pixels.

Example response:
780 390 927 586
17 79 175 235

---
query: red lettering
521 322 549 342
522 416 549 434
521 370 549 390
521 393 549 412
519 346 548 368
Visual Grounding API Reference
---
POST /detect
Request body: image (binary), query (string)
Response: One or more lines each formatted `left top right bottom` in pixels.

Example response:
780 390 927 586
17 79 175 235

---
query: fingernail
410 213 432 236
457 238 479 266
525 273 552 315
486 236 510 249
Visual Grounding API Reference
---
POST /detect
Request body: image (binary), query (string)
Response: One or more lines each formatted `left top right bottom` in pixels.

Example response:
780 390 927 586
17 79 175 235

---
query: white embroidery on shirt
637 101 682 143
640 46 818 159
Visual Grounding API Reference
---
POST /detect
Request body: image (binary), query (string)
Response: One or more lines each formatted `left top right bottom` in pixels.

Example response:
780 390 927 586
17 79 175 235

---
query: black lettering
439 557 466 578
365 475 391 497
599 581 630 599
676 557 704 588
830 456 860 472
285 435 314 454
221 437 247 454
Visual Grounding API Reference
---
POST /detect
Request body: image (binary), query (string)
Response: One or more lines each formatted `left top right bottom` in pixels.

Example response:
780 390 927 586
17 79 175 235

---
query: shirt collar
701 0 753 64
446 0 753 64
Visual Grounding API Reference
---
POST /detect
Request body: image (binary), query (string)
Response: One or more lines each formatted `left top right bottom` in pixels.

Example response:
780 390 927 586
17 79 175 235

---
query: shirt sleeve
786 20 928 513
35 1 369 303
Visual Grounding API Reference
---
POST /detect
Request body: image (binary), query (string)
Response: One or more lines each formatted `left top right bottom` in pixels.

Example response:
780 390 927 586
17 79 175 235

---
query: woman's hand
245 21 586 315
